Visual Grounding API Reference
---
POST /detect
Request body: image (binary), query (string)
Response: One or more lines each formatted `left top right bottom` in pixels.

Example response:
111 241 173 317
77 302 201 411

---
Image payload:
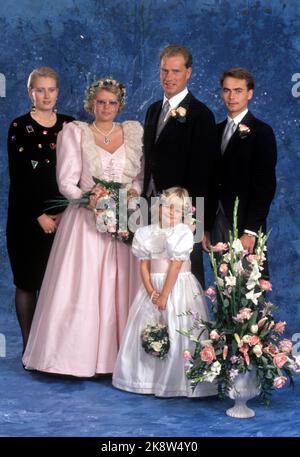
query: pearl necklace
31 111 56 126
93 122 115 144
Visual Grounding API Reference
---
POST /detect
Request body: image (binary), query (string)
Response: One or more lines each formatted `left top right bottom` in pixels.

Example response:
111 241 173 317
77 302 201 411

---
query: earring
31 100 36 113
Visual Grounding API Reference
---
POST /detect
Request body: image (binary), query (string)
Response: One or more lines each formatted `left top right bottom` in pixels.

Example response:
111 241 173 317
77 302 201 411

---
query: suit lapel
155 92 192 144
222 111 254 155
148 101 163 147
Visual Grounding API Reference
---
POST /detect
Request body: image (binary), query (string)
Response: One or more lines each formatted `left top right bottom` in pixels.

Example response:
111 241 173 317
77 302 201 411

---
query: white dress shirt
161 87 189 120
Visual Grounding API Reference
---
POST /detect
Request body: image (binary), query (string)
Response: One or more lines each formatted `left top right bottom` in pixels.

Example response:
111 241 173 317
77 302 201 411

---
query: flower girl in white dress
113 187 217 397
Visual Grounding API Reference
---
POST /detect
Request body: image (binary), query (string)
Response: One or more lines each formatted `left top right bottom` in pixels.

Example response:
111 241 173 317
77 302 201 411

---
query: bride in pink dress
23 78 144 377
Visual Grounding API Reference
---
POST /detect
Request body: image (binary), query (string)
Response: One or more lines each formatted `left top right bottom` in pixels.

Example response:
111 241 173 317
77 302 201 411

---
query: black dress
6 112 75 292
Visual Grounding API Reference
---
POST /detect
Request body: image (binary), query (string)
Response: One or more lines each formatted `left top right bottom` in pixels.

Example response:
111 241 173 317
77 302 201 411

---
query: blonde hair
84 77 126 113
151 186 193 222
160 186 191 208
27 67 58 89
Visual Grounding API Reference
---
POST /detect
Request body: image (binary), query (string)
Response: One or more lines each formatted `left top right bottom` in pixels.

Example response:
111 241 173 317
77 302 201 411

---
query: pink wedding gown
23 121 143 376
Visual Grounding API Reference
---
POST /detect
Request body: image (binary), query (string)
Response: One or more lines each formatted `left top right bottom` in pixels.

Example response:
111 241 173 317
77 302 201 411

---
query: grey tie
221 119 236 153
155 100 170 140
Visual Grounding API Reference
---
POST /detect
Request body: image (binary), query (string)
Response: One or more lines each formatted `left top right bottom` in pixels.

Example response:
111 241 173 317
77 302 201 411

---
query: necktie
155 100 170 140
221 119 236 153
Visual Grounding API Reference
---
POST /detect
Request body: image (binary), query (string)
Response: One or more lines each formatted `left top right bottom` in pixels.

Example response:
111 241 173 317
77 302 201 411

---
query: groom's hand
240 233 256 253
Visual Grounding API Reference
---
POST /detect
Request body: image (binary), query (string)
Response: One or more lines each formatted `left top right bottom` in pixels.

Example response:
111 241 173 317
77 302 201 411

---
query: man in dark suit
143 44 218 287
207 67 277 276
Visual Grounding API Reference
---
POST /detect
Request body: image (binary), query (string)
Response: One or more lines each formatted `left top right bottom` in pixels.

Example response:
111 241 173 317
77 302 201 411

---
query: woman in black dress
6 66 74 352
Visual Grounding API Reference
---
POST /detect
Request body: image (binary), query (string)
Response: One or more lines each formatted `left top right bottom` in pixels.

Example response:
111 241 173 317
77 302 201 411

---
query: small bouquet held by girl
112 187 217 398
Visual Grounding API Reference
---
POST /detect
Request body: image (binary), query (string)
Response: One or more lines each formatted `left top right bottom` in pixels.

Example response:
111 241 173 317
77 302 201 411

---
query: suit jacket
217 111 277 234
143 91 218 231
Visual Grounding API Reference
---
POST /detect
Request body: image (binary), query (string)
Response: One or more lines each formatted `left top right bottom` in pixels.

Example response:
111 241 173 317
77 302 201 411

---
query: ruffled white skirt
113 262 217 397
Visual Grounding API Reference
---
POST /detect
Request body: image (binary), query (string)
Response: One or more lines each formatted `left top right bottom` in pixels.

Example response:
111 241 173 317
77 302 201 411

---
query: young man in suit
143 44 218 287
206 67 277 277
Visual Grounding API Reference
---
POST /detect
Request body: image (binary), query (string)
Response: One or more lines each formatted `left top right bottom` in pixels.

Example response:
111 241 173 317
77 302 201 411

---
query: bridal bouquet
141 323 170 359
46 177 137 244
179 199 300 403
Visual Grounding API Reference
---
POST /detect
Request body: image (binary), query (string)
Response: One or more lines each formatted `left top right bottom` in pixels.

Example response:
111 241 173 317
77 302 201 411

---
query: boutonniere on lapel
237 123 251 139
170 106 187 123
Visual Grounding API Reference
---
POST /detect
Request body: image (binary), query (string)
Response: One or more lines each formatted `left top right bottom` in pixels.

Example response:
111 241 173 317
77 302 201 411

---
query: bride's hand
87 184 108 211
127 188 138 200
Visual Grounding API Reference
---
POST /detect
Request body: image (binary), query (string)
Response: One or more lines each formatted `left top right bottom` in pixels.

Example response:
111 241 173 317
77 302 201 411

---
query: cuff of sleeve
244 229 257 237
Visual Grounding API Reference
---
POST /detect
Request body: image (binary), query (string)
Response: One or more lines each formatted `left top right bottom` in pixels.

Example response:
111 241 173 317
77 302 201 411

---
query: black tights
15 287 38 353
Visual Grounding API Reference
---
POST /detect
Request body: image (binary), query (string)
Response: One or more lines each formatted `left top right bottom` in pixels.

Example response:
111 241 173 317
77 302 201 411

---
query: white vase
226 369 260 419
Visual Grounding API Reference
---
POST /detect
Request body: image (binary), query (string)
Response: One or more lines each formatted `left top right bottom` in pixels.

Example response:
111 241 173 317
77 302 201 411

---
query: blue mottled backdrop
0 1 299 331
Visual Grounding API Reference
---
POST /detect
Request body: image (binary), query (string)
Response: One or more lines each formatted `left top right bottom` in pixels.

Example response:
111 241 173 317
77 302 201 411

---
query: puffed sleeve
166 224 194 261
132 227 151 260
56 122 83 200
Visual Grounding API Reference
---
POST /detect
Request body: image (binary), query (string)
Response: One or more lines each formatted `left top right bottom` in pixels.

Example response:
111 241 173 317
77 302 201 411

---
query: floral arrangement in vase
179 198 300 405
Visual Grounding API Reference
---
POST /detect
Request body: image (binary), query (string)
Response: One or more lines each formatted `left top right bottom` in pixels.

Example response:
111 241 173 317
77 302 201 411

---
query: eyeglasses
95 100 119 107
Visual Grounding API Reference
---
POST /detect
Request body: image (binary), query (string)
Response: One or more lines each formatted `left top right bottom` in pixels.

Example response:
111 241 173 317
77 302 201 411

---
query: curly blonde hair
84 77 126 113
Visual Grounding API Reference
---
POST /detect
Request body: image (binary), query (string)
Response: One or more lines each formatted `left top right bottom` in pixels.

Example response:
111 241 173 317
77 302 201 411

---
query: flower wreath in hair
87 77 126 105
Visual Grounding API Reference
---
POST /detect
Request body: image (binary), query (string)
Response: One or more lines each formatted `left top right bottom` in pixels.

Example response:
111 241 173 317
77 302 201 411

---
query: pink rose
274 321 286 334
259 279 273 291
183 350 192 360
236 308 253 321
205 287 216 302
248 335 261 347
239 343 249 354
279 339 293 353
263 344 279 356
273 353 288 368
273 376 287 389
200 345 216 364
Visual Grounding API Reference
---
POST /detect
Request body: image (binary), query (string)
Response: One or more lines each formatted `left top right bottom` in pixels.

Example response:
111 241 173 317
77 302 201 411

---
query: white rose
251 325 258 334
177 106 187 117
242 334 251 344
151 342 162 352
211 361 221 374
210 330 220 341
253 344 263 358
